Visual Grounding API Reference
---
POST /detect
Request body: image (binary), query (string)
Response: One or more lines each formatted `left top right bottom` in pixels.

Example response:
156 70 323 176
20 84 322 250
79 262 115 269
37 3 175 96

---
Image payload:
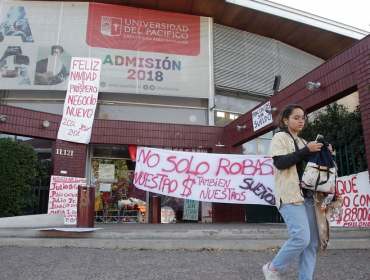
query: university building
0 0 369 224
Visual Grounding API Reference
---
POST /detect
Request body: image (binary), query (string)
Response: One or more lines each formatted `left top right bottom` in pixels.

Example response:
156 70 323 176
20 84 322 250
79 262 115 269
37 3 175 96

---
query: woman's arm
273 146 310 170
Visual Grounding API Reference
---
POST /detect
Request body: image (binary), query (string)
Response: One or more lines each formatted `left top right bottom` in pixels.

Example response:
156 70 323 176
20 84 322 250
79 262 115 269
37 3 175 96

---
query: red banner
86 3 201 56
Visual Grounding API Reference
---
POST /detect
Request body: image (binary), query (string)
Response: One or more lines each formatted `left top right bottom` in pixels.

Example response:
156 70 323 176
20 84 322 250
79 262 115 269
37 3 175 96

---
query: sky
270 0 370 32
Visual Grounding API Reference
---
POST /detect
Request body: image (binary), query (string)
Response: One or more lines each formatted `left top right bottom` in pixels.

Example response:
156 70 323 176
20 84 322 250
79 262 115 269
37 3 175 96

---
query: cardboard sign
47 176 87 225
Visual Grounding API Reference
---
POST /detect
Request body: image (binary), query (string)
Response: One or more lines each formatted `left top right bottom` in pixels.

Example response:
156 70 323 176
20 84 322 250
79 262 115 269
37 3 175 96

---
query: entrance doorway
89 145 146 223
88 145 205 224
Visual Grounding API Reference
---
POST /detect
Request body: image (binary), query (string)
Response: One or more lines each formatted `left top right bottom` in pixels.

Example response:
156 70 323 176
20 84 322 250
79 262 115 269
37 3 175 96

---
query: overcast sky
270 0 370 32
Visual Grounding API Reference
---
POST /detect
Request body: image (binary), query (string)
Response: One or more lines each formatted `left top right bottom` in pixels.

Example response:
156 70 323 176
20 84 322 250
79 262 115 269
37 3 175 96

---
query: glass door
89 145 146 223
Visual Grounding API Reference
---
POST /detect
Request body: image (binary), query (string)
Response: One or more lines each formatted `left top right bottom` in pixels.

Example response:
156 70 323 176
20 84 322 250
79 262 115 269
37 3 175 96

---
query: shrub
0 137 39 217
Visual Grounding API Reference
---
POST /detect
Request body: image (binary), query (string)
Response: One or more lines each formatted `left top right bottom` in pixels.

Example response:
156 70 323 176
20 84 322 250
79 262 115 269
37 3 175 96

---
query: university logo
101 16 122 36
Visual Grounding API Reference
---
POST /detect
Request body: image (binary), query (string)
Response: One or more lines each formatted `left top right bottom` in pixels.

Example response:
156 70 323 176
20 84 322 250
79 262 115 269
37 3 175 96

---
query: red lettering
162 156 209 176
162 156 177 172
216 158 230 176
337 176 358 195
137 149 160 167
216 158 274 176
354 195 359 207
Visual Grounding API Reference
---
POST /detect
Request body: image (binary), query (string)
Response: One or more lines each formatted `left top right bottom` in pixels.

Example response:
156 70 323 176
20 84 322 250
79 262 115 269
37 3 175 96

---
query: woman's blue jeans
272 198 319 280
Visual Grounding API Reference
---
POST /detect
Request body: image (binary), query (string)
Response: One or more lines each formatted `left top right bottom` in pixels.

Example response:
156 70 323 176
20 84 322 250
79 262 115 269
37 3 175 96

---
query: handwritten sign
134 147 275 206
183 199 199 220
252 101 273 132
98 164 115 179
57 57 102 144
330 171 370 227
99 183 111 192
47 176 87 225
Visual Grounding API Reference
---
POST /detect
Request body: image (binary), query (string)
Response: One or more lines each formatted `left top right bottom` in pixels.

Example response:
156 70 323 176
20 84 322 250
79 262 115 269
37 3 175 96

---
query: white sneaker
262 262 281 280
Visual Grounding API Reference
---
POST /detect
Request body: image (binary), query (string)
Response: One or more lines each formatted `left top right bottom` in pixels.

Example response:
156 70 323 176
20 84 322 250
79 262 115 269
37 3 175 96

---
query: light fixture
0 115 7 122
265 107 277 114
273 75 281 95
307 81 321 90
236 125 246 131
215 142 225 147
42 120 50 128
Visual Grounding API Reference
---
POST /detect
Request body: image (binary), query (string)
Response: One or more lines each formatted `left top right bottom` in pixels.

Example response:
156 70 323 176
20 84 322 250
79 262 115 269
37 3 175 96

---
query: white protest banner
252 101 273 132
47 176 87 225
134 147 275 206
57 57 102 144
183 199 199 220
330 171 370 227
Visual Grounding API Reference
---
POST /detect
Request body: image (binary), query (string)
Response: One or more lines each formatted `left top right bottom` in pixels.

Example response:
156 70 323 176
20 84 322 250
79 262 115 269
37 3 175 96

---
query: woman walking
263 104 323 280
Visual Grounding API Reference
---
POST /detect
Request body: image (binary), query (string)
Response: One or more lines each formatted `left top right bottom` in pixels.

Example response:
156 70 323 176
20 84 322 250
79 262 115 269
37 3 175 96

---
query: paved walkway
1 245 369 280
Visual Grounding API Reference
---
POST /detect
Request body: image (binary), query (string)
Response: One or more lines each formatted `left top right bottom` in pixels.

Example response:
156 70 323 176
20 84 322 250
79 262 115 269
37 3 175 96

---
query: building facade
0 1 368 223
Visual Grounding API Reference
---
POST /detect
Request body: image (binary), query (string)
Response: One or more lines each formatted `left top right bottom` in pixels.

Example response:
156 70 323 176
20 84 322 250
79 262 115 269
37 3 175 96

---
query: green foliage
299 103 367 175
0 138 39 217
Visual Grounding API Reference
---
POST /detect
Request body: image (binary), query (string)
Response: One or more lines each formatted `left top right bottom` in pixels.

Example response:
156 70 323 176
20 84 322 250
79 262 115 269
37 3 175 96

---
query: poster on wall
57 57 101 144
183 199 199 220
98 164 115 180
134 147 275 206
0 1 213 99
47 176 87 225
330 171 370 227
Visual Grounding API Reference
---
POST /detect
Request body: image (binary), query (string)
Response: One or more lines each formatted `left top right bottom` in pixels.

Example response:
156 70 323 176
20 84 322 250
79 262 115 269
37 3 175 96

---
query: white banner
330 171 370 227
47 176 87 225
134 147 275 206
57 57 101 144
0 2 213 99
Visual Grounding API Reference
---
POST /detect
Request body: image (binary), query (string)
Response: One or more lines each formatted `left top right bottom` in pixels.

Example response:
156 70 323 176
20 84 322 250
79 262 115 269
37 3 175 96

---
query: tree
299 103 367 175
0 137 39 217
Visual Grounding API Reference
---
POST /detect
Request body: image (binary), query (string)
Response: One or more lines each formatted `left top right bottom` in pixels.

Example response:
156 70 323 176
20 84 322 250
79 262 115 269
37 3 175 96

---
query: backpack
300 136 337 195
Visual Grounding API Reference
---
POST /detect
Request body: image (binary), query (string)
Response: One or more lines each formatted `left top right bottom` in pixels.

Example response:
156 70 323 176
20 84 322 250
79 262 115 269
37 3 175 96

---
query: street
0 246 369 280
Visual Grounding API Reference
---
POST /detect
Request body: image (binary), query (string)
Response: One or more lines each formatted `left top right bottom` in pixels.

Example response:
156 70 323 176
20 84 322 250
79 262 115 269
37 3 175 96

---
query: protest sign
252 101 273 132
57 57 102 144
134 147 275 206
331 171 370 227
47 176 87 225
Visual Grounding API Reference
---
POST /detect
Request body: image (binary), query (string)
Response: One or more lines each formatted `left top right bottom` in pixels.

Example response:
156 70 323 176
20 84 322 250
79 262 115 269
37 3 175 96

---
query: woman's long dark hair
276 104 308 129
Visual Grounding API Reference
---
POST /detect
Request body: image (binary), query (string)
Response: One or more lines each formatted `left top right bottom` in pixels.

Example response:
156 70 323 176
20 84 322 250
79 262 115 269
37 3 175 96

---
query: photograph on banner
134 147 275 206
0 2 213 99
330 171 370 227
47 176 87 225
34 45 71 86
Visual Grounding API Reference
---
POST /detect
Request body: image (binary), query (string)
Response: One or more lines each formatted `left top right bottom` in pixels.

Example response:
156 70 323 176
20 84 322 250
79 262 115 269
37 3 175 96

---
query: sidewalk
1 222 369 251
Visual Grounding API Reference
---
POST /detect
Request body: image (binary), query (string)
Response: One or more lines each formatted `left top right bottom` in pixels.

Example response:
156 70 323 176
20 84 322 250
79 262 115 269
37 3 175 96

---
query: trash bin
150 196 161 223
76 185 95 228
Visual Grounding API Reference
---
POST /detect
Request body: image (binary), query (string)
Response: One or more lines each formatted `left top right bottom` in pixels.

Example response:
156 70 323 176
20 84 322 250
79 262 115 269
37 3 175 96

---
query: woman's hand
307 141 323 152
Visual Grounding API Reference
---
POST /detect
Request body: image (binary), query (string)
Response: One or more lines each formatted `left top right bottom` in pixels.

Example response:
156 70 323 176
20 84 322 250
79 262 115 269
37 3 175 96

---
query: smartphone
315 134 324 141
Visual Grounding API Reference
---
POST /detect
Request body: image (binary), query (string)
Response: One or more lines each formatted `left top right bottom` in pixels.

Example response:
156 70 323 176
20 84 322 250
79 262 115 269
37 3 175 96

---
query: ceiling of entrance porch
39 0 362 60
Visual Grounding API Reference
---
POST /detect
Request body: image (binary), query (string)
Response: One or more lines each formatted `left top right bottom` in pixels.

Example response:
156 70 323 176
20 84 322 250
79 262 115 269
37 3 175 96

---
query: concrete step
0 224 369 251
